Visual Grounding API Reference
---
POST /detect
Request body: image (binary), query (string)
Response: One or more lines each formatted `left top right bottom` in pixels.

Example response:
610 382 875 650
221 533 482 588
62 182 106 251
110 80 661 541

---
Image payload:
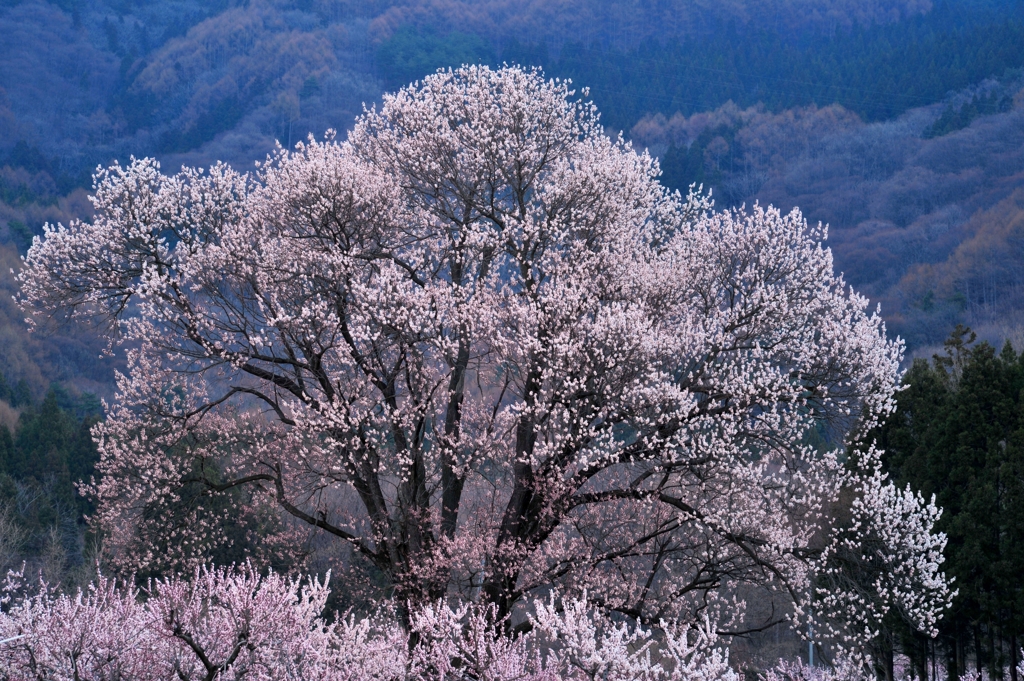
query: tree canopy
17 68 950 666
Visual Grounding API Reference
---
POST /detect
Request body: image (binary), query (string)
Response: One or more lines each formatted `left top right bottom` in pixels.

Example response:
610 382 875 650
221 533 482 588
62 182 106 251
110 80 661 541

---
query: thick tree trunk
947 631 959 681
440 341 468 539
1011 630 1019 681
483 457 534 621
975 624 984 678
878 634 895 681
932 636 938 681
993 625 1002 681
885 641 895 681
483 362 543 621
440 261 470 540
916 632 928 681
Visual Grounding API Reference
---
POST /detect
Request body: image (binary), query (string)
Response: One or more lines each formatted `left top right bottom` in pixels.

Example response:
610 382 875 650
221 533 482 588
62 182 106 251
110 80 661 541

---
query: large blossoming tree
19 65 948 651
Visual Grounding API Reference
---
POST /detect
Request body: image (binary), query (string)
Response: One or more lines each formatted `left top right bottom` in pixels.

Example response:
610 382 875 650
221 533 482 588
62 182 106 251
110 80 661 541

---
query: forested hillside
378 1 1024 127
629 78 1024 348
1 0 1023 377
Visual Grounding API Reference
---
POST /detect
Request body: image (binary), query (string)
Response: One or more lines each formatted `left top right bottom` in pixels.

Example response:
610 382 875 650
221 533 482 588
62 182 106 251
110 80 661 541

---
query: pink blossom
18 65 949 659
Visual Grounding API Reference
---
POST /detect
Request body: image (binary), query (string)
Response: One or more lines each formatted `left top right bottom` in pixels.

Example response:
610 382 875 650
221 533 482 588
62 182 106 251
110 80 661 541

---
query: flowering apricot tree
0 564 409 680
19 65 949 652
0 567 749 680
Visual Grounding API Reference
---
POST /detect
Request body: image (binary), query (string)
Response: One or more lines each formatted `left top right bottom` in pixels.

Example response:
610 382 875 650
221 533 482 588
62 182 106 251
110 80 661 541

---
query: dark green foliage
499 38 550 72
158 94 248 153
923 90 1015 138
0 368 296 580
108 84 159 136
1 142 91 197
875 325 1024 679
660 142 709 198
659 123 740 198
49 0 81 12
375 26 496 89
5 141 52 177
0 373 32 408
0 371 102 565
11 380 31 409
6 220 33 254
563 9 1024 130
299 75 321 100
7 389 100 502
11 390 75 482
118 445 305 582
375 3 1024 131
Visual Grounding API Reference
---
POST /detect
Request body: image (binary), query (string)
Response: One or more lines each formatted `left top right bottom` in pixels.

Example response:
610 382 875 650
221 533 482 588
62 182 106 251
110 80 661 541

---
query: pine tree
878 328 1024 680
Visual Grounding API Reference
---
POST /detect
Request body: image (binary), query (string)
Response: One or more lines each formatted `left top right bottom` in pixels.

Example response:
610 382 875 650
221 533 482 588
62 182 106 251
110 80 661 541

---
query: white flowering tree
19 65 949 654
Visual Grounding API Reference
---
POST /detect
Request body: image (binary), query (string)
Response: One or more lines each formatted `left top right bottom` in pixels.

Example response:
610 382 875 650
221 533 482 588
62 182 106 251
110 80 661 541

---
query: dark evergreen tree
0 382 103 572
876 326 1024 681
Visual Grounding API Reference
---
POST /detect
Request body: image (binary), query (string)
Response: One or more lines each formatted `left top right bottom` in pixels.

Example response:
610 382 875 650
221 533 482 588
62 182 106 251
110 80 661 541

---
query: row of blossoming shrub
0 562 907 681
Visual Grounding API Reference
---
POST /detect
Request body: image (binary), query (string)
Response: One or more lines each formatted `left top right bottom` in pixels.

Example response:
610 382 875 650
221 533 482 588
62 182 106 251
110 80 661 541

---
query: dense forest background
3 0 1024 392
2 2 1024 669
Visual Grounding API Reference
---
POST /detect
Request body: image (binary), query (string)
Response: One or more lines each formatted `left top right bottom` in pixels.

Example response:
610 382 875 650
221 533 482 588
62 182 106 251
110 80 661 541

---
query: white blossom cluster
18 65 949 656
0 568 761 680
0 563 408 680
1 564 970 679
809 448 953 654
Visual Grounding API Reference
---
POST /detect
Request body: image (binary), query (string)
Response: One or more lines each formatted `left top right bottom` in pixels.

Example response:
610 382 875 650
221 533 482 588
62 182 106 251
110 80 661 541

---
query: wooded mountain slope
630 78 1024 348
1 0 1024 393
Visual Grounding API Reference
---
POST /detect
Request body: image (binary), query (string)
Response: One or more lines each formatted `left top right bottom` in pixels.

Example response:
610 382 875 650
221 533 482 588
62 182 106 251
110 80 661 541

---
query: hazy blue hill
2 0 1020 180
546 2 1024 129
373 0 1024 129
1 0 1024 364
